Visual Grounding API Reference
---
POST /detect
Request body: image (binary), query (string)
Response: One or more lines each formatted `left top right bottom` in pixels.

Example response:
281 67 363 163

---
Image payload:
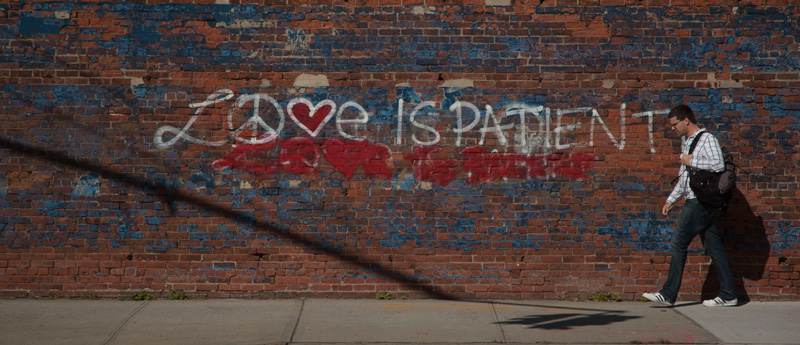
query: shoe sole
643 295 673 306
704 302 737 307
703 298 738 307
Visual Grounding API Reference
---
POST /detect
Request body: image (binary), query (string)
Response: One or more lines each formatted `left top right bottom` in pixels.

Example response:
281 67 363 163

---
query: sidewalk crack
102 301 150 345
288 299 305 344
491 302 508 343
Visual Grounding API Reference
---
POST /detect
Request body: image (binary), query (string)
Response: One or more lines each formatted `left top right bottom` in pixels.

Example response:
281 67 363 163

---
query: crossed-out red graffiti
461 147 595 183
212 137 595 186
212 137 394 179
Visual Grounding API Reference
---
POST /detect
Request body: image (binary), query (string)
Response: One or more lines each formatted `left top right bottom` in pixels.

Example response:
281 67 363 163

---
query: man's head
667 104 698 137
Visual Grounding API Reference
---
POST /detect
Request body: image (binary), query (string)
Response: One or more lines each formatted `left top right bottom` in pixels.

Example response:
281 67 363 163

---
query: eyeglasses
668 120 683 127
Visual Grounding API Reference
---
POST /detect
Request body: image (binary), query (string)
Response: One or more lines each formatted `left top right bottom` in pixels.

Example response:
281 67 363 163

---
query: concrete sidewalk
1 299 798 345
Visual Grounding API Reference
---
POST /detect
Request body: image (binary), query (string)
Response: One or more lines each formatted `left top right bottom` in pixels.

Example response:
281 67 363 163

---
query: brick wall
1 1 798 301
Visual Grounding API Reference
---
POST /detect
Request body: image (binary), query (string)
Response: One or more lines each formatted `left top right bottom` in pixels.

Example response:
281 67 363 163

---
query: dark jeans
659 199 737 303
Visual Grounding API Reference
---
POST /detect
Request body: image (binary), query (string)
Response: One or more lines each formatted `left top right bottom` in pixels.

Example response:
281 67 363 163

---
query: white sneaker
703 297 738 307
643 292 674 306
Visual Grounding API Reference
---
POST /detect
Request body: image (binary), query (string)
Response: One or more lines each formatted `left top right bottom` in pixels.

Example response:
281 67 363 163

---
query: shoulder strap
688 131 706 154
672 131 708 186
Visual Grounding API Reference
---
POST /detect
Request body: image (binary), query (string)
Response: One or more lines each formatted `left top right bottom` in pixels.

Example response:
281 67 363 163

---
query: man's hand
662 202 673 216
680 153 693 166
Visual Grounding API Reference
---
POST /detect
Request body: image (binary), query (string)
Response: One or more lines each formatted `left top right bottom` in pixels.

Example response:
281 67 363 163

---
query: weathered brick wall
1 1 798 301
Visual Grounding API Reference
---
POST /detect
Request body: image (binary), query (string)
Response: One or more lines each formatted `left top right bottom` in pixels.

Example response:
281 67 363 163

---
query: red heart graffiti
323 140 393 179
287 98 337 137
322 140 363 179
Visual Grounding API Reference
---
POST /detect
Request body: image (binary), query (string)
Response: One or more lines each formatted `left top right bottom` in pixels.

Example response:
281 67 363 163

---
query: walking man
643 104 738 307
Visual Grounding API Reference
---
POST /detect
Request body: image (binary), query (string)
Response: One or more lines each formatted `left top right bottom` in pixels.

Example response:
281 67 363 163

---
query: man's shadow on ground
701 188 770 303
497 312 640 330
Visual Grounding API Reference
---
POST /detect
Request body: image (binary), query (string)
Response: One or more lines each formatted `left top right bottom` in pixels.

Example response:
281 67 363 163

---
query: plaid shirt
667 129 725 205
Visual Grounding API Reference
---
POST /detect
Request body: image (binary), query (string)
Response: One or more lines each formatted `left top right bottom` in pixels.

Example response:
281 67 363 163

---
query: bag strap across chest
688 131 706 155
670 131 706 186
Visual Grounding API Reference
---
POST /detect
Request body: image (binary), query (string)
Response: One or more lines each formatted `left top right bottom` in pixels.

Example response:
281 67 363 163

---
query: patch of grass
376 293 409 300
169 290 190 300
82 292 99 300
376 292 395 300
131 291 154 301
587 292 622 302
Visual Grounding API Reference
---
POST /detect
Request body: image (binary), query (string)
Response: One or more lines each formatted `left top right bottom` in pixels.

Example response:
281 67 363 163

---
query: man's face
668 117 689 137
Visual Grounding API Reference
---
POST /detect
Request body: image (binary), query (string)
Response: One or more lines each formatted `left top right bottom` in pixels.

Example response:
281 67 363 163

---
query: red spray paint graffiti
212 137 394 178
461 147 595 183
286 99 337 137
212 138 595 185
404 146 459 187
212 137 321 175
323 140 393 179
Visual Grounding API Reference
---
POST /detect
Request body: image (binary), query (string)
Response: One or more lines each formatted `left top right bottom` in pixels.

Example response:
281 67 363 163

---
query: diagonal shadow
0 136 684 335
497 312 640 330
0 136 457 299
1 136 657 333
484 300 628 313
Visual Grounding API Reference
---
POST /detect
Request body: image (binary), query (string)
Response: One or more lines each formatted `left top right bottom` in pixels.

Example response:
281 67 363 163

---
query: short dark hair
668 104 697 124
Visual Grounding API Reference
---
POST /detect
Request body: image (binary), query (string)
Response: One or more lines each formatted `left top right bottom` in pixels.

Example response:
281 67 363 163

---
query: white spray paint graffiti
154 89 234 150
286 98 336 137
231 93 286 144
154 89 665 154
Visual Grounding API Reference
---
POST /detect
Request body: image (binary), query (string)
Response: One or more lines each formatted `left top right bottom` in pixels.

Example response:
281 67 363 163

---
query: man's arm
663 165 687 215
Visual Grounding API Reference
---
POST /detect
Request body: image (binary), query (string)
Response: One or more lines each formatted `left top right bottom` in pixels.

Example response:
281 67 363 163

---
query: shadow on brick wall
0 137 457 300
702 188 769 302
